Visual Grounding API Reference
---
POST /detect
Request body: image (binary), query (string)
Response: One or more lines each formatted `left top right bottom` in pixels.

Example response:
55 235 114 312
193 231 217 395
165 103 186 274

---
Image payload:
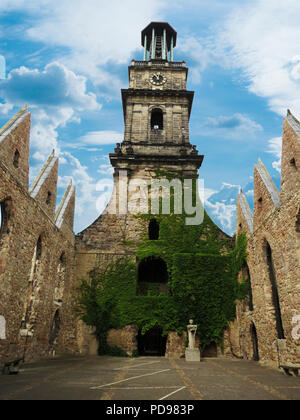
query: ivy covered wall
75 203 248 355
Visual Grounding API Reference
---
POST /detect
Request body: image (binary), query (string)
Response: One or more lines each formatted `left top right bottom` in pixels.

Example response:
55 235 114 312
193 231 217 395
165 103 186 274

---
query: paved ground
0 356 299 400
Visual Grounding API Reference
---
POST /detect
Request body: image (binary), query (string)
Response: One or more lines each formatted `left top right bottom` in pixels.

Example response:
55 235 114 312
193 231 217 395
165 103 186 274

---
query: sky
0 0 299 235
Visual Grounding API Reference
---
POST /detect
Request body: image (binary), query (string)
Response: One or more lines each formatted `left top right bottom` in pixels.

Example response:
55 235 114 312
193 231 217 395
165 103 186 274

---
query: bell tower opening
151 109 163 130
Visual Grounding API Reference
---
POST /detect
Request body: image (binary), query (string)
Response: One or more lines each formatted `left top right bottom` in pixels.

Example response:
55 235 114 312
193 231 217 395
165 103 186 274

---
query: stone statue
185 319 201 362
187 319 197 349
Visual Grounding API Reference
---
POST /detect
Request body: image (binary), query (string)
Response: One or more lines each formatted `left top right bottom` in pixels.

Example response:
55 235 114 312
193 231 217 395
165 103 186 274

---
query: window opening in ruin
60 252 66 265
148 219 159 240
266 242 285 339
55 252 67 305
36 236 42 260
242 264 254 311
48 310 61 354
296 209 300 245
250 322 260 361
137 257 168 296
290 157 297 168
0 315 6 340
151 109 163 130
13 150 20 168
46 191 52 205
137 326 167 356
0 199 10 239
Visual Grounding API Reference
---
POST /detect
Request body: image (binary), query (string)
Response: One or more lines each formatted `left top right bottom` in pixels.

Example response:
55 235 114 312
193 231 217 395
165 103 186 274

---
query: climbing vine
74 171 249 355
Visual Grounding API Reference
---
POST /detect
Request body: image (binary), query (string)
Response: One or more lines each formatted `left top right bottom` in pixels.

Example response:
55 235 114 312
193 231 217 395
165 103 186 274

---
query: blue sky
0 0 299 235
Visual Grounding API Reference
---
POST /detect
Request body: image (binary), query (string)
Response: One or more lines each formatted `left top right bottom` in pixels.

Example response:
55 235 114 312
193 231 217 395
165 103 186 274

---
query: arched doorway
202 343 217 358
137 327 167 356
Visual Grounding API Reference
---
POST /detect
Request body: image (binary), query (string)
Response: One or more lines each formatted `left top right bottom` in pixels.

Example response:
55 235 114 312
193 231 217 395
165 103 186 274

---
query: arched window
151 109 163 130
296 209 300 248
59 252 66 265
266 242 285 339
49 310 61 354
137 257 168 296
250 322 259 361
290 157 297 169
148 219 159 240
0 315 6 340
13 150 20 168
46 191 52 205
55 252 67 305
36 236 42 261
0 199 10 239
242 264 254 311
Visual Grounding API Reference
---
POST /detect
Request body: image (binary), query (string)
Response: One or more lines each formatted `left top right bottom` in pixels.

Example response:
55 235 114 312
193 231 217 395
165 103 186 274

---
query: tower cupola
141 22 177 62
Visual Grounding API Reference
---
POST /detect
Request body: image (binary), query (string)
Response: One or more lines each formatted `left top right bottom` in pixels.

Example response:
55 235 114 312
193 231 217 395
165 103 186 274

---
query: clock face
150 73 167 86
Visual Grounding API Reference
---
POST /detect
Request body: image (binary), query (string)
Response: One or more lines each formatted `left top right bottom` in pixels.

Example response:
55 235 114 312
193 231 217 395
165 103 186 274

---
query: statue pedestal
185 348 201 362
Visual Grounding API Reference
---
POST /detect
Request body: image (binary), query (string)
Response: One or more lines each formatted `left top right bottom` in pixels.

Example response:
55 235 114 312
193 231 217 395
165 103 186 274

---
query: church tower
75 23 234 358
76 22 204 256
111 22 203 179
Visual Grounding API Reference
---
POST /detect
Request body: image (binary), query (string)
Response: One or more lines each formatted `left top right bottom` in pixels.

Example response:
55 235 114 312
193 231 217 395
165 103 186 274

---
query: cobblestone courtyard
0 356 299 400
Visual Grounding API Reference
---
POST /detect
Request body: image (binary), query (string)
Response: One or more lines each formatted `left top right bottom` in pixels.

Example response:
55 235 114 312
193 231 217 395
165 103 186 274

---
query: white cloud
267 136 282 173
205 200 236 235
0 62 101 161
79 131 123 146
0 62 100 110
202 113 262 138
245 189 254 198
2 0 166 91
219 0 300 116
203 182 241 235
97 164 114 175
177 36 215 84
58 151 116 232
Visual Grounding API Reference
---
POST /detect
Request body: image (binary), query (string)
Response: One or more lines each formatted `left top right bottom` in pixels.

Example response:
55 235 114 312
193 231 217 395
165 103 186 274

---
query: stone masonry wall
0 110 79 365
232 112 300 368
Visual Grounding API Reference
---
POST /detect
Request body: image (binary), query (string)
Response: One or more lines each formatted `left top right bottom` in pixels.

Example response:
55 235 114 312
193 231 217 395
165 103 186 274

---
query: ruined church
0 23 299 370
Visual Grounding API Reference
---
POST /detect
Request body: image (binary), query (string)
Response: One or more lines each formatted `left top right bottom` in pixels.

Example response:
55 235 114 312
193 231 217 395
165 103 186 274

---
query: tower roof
141 22 177 51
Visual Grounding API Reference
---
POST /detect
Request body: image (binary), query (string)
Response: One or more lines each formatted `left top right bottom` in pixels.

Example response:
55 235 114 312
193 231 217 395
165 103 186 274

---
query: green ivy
74 173 249 355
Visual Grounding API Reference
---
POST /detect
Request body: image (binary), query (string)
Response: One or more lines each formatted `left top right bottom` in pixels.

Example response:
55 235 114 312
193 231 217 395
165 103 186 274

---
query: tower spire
141 22 177 62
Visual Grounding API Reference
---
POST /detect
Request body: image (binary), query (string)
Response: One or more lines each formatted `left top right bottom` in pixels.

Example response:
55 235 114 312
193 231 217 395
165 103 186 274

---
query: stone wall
107 325 138 356
0 108 79 365
233 111 300 367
